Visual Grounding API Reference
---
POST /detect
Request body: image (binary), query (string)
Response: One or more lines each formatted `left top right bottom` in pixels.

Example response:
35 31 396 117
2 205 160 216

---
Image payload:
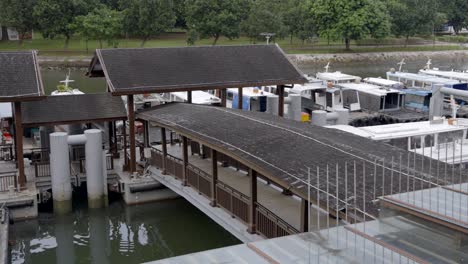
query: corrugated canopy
88 44 307 95
0 51 44 102
22 93 127 126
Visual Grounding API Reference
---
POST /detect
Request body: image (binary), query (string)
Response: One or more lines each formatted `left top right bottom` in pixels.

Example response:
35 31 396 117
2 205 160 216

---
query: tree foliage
33 0 93 47
387 0 439 44
122 0 176 47
185 0 250 45
440 0 468 34
74 5 123 48
0 0 36 42
311 0 391 50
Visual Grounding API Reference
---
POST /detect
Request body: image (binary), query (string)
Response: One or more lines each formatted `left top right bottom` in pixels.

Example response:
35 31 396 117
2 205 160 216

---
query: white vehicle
226 87 275 111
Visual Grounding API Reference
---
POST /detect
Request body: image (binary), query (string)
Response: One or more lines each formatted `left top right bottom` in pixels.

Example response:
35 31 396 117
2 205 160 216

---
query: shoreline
37 50 468 69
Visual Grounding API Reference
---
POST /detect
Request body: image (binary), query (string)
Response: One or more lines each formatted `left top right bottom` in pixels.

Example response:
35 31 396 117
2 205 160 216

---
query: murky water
14 57 468 263
10 198 240 264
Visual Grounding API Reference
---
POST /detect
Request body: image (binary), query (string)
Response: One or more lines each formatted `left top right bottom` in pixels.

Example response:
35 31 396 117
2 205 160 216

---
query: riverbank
288 50 468 64
38 49 468 69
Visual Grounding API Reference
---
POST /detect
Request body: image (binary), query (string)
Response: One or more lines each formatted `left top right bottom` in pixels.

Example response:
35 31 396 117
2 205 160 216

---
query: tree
33 0 93 48
312 0 391 50
282 0 315 44
440 0 468 34
0 0 36 43
173 0 187 29
241 0 284 43
387 0 438 45
185 0 250 45
74 5 123 49
122 0 176 47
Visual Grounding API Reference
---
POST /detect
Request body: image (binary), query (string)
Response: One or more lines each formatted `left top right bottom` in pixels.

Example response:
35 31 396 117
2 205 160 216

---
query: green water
9 198 240 264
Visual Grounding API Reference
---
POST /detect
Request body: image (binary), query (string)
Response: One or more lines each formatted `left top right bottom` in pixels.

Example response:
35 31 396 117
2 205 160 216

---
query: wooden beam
14 102 25 190
210 149 218 206
248 168 257 234
238 87 243 110
161 127 167 175
127 95 136 172
187 91 192 104
300 198 309 232
277 85 284 117
182 136 188 186
108 121 114 152
220 88 227 107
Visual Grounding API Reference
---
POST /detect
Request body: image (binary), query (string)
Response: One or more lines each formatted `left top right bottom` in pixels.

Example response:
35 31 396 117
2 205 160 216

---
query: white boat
363 77 405 89
335 82 404 112
386 71 468 90
316 71 361 84
166 91 221 105
51 70 84 96
419 68 468 82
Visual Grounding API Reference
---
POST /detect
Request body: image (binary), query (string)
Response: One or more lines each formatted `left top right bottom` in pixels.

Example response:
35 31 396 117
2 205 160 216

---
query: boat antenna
324 62 331 73
397 59 405 72
425 58 432 70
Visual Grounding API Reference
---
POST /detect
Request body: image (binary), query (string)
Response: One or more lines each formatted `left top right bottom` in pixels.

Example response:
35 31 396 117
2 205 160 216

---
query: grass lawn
0 32 466 56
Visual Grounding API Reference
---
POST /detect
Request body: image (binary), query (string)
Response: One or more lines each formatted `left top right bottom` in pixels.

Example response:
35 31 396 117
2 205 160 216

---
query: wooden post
143 120 150 148
108 121 114 152
127 95 136 172
220 88 227 107
237 87 243 110
210 149 218 206
248 168 257 234
182 136 188 186
277 85 285 117
14 102 25 190
160 127 167 175
300 198 309 232
123 120 128 168
187 91 192 104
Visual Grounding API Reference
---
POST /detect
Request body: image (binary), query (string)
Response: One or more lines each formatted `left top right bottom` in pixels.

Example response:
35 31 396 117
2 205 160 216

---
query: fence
33 161 51 178
150 146 299 239
0 172 16 192
78 154 115 173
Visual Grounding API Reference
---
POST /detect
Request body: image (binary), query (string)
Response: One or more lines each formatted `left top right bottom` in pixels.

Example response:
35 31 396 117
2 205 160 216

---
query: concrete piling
50 132 72 214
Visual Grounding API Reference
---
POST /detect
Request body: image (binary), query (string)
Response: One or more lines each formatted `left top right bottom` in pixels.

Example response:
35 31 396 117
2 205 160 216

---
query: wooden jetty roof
138 103 463 218
0 51 44 102
87 45 307 95
21 93 127 126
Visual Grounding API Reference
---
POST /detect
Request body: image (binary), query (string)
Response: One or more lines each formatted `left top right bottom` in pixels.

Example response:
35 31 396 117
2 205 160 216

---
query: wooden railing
34 161 51 178
0 171 16 192
28 148 49 162
0 144 13 161
216 180 249 224
256 203 299 238
149 146 299 239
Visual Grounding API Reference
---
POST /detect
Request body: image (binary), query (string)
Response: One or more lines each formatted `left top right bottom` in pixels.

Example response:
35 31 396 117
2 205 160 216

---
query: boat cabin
227 87 275 112
290 82 361 113
403 89 431 112
335 83 404 112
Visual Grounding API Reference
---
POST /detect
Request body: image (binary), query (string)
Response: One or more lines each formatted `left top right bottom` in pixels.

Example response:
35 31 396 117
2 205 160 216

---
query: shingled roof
0 51 44 102
88 44 307 95
21 93 127 126
138 103 464 218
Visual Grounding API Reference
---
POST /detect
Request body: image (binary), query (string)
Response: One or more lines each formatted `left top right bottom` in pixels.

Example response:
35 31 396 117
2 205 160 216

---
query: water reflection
10 199 239 264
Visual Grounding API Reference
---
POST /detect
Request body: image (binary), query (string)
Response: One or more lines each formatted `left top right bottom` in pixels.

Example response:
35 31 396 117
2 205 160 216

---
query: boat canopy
387 72 466 86
419 69 468 82
316 71 361 83
363 77 404 89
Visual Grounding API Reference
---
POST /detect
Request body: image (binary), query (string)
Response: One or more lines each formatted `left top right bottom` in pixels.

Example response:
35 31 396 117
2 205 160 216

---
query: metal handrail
217 179 250 202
